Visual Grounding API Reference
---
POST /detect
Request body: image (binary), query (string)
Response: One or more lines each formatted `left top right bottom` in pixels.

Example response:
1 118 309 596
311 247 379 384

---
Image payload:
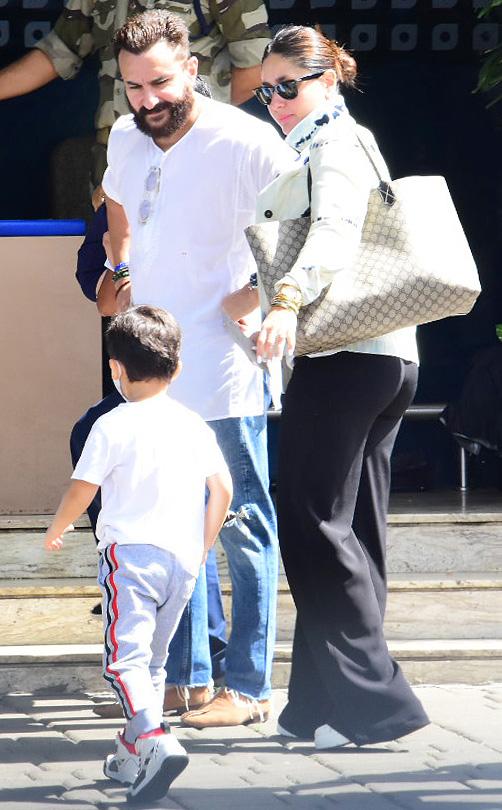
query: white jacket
256 100 418 364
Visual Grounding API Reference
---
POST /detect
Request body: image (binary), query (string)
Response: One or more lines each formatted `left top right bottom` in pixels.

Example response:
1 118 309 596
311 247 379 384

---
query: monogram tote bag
245 138 481 357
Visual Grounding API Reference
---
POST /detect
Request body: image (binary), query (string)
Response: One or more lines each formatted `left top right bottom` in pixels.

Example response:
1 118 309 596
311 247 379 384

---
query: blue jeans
166 414 278 700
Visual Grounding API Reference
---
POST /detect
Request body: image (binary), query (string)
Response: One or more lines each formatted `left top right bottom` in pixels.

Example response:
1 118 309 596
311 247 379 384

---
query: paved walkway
0 685 501 810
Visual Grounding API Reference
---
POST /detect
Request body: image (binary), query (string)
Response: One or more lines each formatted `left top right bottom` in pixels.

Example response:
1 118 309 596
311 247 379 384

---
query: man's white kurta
103 99 294 420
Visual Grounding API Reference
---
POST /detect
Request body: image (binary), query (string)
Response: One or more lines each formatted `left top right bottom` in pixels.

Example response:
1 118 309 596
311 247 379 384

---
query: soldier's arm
35 0 95 81
0 50 58 101
210 0 270 104
230 64 262 106
0 0 95 102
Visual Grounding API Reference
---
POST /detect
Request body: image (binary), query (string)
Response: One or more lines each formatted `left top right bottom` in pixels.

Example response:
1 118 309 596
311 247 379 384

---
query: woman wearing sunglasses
253 26 429 748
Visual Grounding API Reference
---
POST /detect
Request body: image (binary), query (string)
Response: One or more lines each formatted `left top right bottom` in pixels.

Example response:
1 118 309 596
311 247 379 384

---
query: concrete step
3 487 502 528
3 494 502 686
2 574 502 645
4 516 502 581
1 639 501 694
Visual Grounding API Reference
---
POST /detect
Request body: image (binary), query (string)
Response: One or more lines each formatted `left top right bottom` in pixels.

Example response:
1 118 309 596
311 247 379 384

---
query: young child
44 305 232 805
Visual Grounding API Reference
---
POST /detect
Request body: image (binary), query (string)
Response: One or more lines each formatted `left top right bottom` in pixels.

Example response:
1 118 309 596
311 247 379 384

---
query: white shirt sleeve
72 421 114 487
244 122 296 204
279 133 375 305
201 423 229 479
101 116 133 204
102 161 122 205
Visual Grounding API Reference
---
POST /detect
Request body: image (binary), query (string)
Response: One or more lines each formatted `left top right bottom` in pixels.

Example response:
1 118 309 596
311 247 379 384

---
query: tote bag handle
305 132 397 212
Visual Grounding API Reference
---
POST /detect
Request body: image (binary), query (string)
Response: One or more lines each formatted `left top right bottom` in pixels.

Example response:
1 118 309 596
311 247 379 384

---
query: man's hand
96 269 132 316
222 284 259 322
115 280 132 312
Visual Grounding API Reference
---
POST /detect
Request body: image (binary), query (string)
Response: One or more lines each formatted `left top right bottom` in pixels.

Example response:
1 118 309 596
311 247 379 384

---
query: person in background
230 24 430 749
45 305 232 802
0 0 271 208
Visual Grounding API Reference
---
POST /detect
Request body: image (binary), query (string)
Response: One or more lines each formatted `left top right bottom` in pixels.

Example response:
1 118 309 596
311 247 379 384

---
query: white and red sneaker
127 724 188 804
103 731 139 785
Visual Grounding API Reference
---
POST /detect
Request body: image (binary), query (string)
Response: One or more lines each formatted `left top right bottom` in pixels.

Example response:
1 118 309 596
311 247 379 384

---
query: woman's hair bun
264 25 357 88
321 29 357 86
334 45 357 86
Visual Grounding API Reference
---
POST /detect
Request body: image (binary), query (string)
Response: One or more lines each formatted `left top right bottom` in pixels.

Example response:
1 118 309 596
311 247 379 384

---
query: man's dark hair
106 306 181 382
113 10 190 59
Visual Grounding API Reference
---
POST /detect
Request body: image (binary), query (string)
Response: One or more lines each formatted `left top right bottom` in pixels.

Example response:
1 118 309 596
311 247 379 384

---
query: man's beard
133 87 194 140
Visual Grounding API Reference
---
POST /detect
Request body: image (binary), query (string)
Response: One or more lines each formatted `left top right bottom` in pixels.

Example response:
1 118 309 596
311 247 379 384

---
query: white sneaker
103 732 140 785
127 725 189 804
276 721 299 738
314 724 350 750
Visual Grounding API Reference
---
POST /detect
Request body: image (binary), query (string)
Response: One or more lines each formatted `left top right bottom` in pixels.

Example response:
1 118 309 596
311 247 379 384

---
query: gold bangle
270 297 300 316
271 293 301 310
277 285 302 305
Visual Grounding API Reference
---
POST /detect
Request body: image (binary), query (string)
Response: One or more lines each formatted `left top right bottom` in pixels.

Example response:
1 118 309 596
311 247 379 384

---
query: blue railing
0 220 86 237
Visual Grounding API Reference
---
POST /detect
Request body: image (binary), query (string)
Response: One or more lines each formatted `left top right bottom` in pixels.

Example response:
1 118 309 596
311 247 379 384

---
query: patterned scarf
286 93 349 158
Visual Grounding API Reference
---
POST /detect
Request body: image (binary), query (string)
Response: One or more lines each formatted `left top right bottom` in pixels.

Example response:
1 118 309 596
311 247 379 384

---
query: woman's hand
256 307 297 363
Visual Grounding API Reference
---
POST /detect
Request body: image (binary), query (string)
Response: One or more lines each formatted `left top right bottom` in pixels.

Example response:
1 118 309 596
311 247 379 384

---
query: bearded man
0 0 271 207
73 8 295 743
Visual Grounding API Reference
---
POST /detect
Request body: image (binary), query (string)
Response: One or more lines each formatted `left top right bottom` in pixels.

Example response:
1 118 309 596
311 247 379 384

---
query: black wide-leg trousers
277 351 429 745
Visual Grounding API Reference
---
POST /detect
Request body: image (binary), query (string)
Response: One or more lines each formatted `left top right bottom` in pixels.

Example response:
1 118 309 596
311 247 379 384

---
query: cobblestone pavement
0 685 501 810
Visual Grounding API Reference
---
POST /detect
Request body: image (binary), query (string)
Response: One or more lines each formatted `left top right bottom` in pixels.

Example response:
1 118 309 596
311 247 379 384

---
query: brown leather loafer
180 687 270 728
92 683 213 718
163 684 214 715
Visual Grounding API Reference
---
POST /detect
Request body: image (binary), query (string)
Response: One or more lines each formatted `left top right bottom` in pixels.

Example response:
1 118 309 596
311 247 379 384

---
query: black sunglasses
253 71 325 106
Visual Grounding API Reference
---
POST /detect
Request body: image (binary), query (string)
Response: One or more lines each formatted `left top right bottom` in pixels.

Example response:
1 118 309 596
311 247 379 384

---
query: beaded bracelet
112 267 130 284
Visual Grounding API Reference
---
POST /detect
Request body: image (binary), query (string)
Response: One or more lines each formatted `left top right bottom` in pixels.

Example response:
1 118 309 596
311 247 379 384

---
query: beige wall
0 235 102 514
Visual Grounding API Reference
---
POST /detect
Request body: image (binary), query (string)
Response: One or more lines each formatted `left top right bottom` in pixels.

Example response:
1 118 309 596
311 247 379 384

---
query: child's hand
45 532 64 552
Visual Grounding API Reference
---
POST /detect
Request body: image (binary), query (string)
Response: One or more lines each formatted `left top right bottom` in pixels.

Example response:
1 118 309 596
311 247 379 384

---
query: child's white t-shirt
72 392 228 575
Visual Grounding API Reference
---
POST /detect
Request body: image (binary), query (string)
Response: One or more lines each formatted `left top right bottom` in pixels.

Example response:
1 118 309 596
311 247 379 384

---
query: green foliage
476 1 502 105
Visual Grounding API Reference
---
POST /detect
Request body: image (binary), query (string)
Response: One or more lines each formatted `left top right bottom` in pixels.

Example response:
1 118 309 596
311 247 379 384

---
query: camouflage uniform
36 0 270 185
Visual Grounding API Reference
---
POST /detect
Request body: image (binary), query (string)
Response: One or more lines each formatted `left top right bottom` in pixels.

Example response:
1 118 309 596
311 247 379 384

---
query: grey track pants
98 543 196 738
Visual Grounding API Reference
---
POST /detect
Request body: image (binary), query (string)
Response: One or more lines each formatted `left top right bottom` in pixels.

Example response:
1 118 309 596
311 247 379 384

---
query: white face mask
112 363 129 402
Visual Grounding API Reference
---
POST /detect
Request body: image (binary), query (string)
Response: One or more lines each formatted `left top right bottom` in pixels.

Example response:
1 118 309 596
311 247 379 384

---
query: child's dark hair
106 306 181 382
